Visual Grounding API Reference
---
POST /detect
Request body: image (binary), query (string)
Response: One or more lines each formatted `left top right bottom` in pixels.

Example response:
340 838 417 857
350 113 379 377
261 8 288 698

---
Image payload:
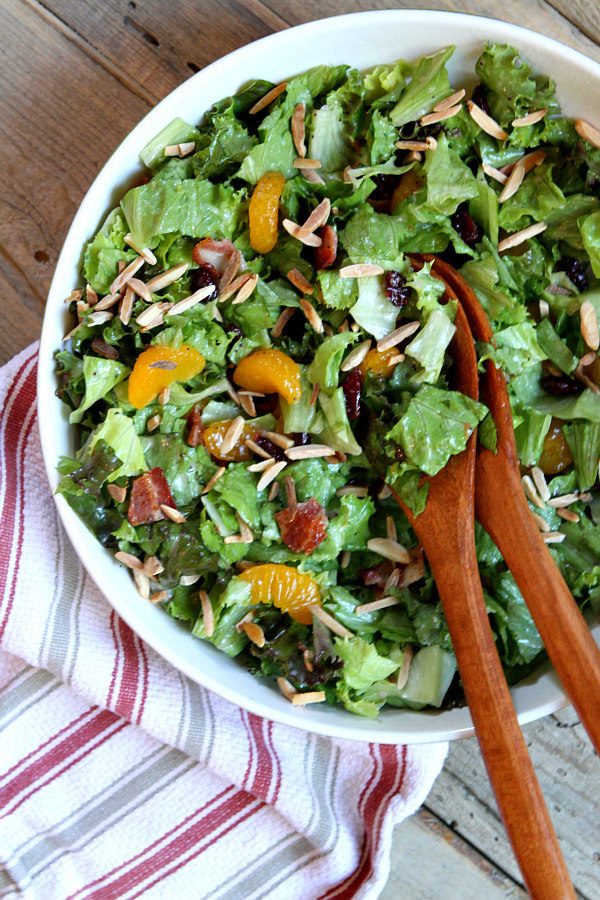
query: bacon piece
186 405 203 448
361 561 394 589
313 225 338 270
128 467 176 526
275 498 328 555
192 238 239 275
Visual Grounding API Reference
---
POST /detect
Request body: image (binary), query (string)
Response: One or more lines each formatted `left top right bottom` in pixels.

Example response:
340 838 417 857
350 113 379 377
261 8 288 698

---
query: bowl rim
38 8 600 744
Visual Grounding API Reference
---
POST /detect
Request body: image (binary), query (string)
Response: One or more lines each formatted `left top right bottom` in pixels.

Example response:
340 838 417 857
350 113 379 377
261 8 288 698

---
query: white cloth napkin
0 344 447 899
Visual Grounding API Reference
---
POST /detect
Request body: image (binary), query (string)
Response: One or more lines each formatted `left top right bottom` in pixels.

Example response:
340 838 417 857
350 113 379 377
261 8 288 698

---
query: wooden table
1 1 598 895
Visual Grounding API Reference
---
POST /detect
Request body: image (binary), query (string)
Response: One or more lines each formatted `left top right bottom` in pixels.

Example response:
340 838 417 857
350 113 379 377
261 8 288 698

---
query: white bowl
39 10 600 743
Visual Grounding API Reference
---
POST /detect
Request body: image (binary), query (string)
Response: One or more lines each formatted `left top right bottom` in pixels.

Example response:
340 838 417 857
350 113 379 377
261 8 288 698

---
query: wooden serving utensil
427 256 600 754
391 288 574 897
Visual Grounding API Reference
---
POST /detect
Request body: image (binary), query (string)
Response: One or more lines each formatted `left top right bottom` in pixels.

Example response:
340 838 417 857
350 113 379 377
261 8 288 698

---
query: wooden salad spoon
426 256 600 754
390 287 574 897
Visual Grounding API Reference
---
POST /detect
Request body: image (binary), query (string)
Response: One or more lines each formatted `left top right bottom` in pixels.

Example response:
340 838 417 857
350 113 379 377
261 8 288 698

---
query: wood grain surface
1 2 599 896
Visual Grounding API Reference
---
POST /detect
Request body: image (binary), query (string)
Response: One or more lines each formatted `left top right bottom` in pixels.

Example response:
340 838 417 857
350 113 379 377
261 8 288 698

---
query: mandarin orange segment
233 348 302 404
360 347 400 380
238 564 320 625
128 344 205 410
201 419 256 462
249 171 286 254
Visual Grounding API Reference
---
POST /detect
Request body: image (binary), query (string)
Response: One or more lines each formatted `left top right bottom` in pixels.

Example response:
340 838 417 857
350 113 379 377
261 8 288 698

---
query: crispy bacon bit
313 225 338 269
275 497 328 555
186 404 203 448
192 238 240 275
128 467 176 526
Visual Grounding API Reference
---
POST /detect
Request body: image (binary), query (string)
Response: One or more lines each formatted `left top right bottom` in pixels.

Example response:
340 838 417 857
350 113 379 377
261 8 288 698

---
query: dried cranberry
451 205 482 248
471 84 491 116
190 263 220 300
371 174 398 202
541 374 585 396
91 339 119 360
289 432 311 445
554 257 589 293
384 271 412 308
313 225 338 270
253 394 280 417
342 369 362 420
253 435 286 461
186 405 203 448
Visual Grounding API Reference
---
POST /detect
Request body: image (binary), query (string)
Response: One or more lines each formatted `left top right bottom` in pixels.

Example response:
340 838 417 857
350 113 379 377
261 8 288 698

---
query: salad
55 42 600 718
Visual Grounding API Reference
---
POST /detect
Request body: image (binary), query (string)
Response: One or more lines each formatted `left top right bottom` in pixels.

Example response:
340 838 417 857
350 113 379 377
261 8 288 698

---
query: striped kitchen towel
0 345 447 899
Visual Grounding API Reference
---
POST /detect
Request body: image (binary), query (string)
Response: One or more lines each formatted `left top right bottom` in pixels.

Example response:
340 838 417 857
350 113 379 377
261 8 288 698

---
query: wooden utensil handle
478 484 600 753
429 522 574 899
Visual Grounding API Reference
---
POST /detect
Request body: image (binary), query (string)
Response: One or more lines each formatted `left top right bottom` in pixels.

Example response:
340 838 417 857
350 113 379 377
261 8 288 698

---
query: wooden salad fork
390 288 574 897
427 256 600 754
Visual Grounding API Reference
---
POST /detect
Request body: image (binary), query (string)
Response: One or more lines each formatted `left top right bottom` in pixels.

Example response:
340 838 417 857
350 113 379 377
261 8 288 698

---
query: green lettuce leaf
140 118 201 169
307 333 357 395
211 463 261 529
580 211 600 277
498 165 564 231
535 317 578 375
318 270 359 310
545 194 600 249
390 46 454 126
83 209 133 294
140 434 215 507
480 322 546 377
369 110 397 164
334 636 398 691
476 43 558 126
404 308 455 384
318 389 362 455
563 422 600 490
424 134 479 217
513 407 551 467
69 357 129 425
87 409 147 482
349 276 398 340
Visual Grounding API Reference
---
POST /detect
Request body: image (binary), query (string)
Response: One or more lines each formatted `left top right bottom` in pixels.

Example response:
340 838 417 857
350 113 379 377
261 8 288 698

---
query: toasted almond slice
310 605 353 639
378 483 392 500
300 198 331 234
249 82 287 115
303 168 326 185
293 157 322 169
482 162 508 185
539 300 550 319
236 513 254 544
386 515 397 542
256 460 287 491
268 480 280 502
263 430 295 450
400 559 425 588
119 286 135 325
199 590 214 637
218 272 254 303
146 414 161 433
299 298 323 334
232 273 259 306
115 551 143 571
87 310 113 326
220 416 245 456
395 139 432 152
167 284 215 316
85 285 98 306
292 102 306 157
531 466 551 502
339 264 384 278
340 551 351 569
543 531 566 544
271 307 295 339
580 350 598 367
164 143 181 157
291 691 326 706
282 219 322 247
557 508 580 523
497 222 547 253
285 444 335 460
107 484 127 503
146 263 189 292
499 159 526 202
241 621 265 648
158 386 170 405
124 233 157 265
218 248 242 292
522 474 545 510
420 103 462 126
580 300 600 351
128 277 153 303
532 511 551 533
238 393 256 417
202 466 226 494
136 301 172 329
574 363 600 395
148 590 167 604
64 289 84 305
180 573 200 586
133 569 150 600
144 555 164 577
377 321 420 352
575 118 600 150
385 568 401 591
340 339 372 372
110 256 145 294
547 492 580 508
178 141 196 157
356 596 400 615
467 100 507 141
248 458 274 473
433 88 466 112
277 676 297 701
520 149 547 174
160 504 186 524
512 108 547 127
246 438 273 460
287 268 314 294
396 645 413 690
95 292 121 311
367 538 411 564
336 485 369 498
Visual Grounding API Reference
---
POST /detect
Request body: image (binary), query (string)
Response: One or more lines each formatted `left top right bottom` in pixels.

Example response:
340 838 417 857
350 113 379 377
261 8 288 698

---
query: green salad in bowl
55 41 600 718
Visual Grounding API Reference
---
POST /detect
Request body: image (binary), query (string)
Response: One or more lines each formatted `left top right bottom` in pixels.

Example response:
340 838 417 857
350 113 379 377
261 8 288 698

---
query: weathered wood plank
425 708 600 898
262 0 600 64
382 807 525 898
0 0 149 363
546 1 600 49
35 0 288 103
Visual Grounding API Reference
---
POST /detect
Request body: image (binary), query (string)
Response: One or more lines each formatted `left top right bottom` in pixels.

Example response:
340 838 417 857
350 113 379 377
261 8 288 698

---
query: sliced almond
249 82 287 115
107 484 127 503
180 573 200 586
199 590 214 637
149 590 168 604
128 277 153 303
146 414 161 433
271 307 295 339
522 474 545 510
310 605 353 639
238 393 256 417
419 103 462 126
337 485 369 497
87 310 113 326
133 569 150 600
64 289 83 305
146 263 189 292
119 286 135 326
386 515 397 542
395 140 432 152
433 88 466 112
231 273 259 305
292 102 306 157
557 508 580 523
246 438 273 460
282 219 322 247
377 321 420 352
291 691 326 706
285 444 335 460
248 458 274 473
202 466 226 494
400 559 425 588
166 284 216 317
575 118 600 150
110 256 145 294
218 272 254 303
499 159 526 203
497 222 547 253
300 198 331 234
160 504 186 524
356 596 400 615
531 466 551 502
256 460 287 491
531 511 551 533
303 168 326 185
539 300 550 319
144 556 164 577
115 551 143 571
299 298 323 334
396 645 413 690
339 264 384 278
124 234 157 265
547 492 580 508
241 621 265 648
580 300 600 351
543 531 566 544
158 386 170 405
512 108 547 127
340 339 371 372
467 100 507 141
293 158 322 169
367 538 411 564
263 430 294 450
86 284 98 306
277 676 297 701
482 162 508 185
218 249 242 292
287 268 314 295
136 301 172 329
220 416 246 456
95 292 121 311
